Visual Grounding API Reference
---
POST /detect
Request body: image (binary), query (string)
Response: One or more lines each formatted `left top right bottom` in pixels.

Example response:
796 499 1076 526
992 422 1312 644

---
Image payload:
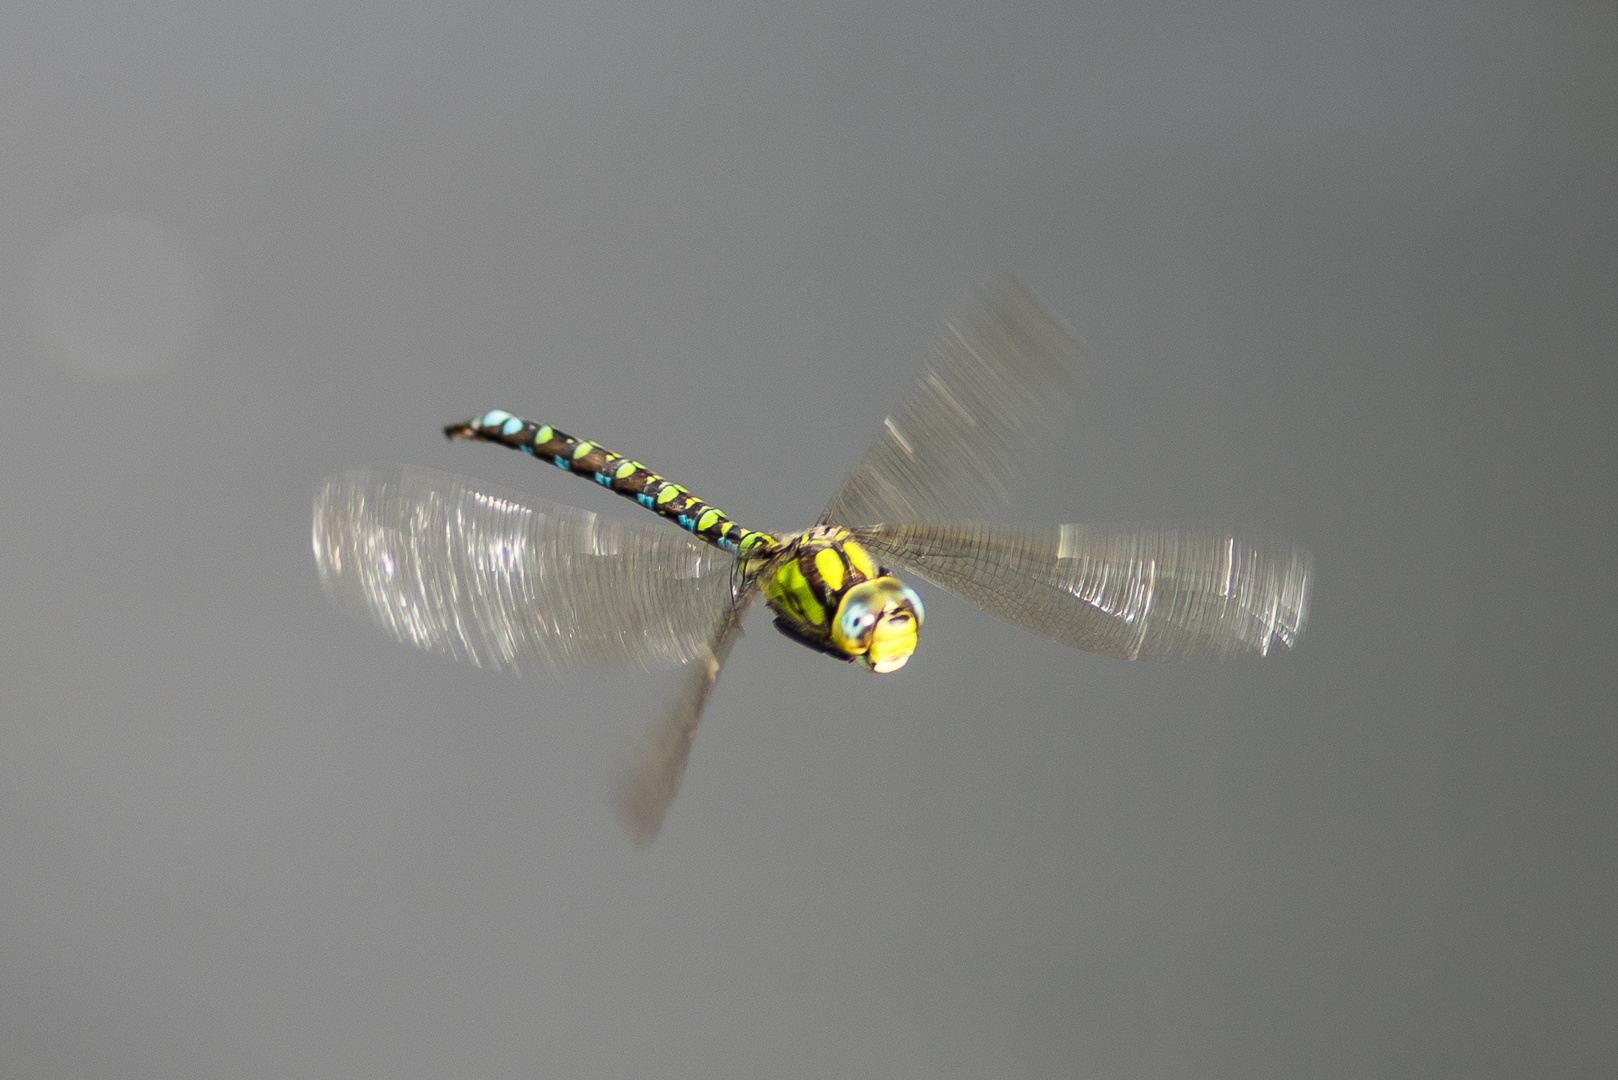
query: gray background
2 2 1614 1077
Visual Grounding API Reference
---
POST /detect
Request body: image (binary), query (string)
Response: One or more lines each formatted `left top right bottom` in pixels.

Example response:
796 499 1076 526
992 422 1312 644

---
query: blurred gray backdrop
2 2 1614 1078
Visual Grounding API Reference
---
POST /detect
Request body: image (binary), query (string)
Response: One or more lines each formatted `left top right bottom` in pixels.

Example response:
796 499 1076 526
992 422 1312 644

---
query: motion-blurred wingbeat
312 276 1311 845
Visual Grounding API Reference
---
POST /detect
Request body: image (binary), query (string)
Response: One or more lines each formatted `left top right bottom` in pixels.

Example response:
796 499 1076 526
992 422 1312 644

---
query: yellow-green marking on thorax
762 528 925 672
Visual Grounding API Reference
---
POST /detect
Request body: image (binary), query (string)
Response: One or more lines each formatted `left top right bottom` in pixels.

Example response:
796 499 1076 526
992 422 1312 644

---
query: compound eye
832 577 923 669
836 595 882 650
899 585 924 626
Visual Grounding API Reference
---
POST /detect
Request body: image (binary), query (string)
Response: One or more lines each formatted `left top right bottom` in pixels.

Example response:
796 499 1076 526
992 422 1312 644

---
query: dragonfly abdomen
446 410 778 560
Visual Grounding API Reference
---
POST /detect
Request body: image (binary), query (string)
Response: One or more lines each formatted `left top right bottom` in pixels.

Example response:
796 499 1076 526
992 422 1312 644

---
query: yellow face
831 577 925 673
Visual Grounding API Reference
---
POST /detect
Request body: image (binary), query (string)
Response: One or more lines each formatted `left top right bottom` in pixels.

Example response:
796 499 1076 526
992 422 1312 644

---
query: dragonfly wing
821 273 1084 528
312 465 737 679
857 522 1311 661
616 592 756 847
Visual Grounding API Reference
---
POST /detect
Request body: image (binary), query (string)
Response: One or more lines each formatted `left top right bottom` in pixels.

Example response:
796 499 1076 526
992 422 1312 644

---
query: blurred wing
821 273 1083 528
857 522 1311 661
616 592 756 847
312 465 737 678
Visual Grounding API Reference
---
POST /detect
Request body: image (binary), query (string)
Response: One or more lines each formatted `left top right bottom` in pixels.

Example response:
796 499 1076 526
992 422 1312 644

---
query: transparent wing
857 522 1311 661
616 592 756 847
312 465 737 678
821 273 1084 528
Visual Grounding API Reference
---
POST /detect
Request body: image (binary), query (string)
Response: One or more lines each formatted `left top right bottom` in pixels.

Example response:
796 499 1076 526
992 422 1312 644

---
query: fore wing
616 592 756 847
313 465 737 678
856 522 1311 661
820 273 1083 528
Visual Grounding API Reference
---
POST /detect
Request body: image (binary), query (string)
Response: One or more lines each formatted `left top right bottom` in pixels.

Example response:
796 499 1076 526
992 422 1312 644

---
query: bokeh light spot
29 213 203 379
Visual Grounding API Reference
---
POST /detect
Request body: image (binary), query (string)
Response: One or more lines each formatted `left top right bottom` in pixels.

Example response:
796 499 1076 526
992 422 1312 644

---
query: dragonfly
312 275 1311 845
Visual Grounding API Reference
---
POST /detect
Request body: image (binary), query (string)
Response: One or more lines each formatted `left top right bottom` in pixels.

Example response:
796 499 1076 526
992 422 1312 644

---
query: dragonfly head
832 577 926 673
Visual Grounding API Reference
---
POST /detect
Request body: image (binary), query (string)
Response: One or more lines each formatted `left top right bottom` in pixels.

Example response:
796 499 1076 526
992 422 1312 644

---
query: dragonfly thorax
758 526 925 673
